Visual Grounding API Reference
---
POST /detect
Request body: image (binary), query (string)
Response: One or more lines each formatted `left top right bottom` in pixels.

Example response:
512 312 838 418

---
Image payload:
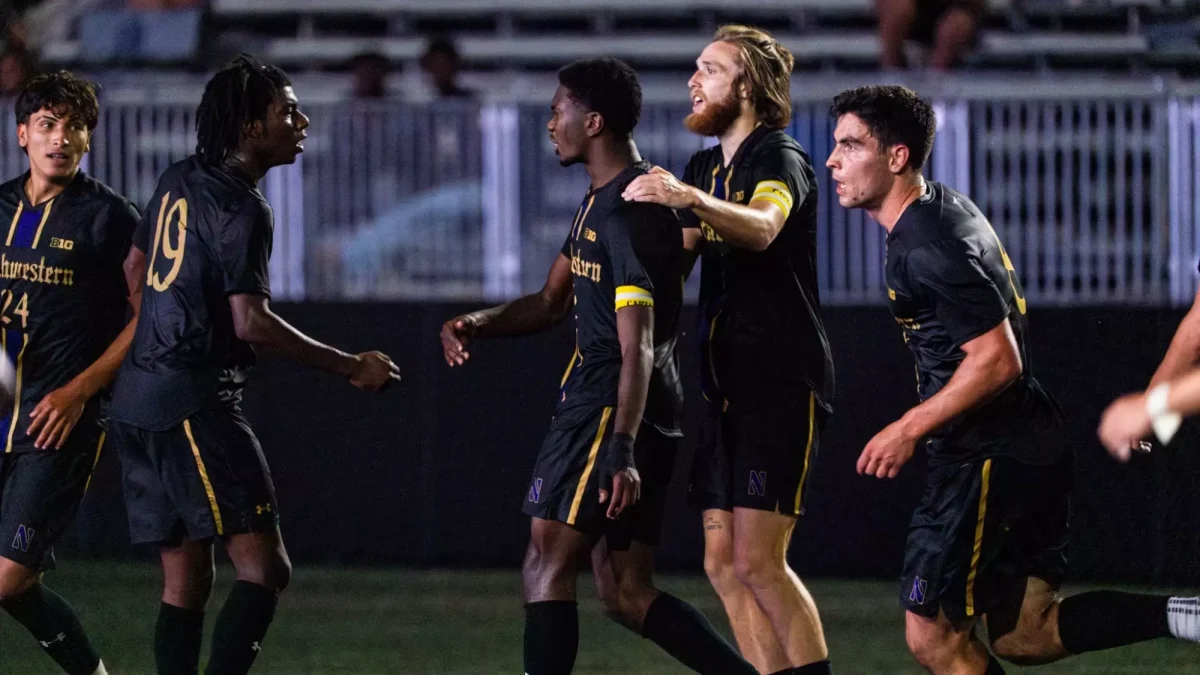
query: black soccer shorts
688 388 826 516
112 408 279 546
522 405 678 551
900 453 1070 621
0 421 106 571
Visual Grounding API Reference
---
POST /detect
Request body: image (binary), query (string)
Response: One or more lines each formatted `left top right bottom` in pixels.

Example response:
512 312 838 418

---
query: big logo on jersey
147 193 188 292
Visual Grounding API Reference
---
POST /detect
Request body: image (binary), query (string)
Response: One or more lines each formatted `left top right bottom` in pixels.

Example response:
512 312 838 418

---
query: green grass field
0 562 1195 674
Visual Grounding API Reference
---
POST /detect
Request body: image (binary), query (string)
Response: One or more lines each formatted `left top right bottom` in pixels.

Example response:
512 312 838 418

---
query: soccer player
826 84 1200 675
440 58 757 675
107 55 400 675
622 25 834 675
0 70 141 675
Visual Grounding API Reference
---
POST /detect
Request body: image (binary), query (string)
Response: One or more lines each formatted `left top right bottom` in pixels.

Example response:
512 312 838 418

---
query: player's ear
586 111 604 138
16 122 27 150
241 118 264 141
82 129 93 154
888 144 911 175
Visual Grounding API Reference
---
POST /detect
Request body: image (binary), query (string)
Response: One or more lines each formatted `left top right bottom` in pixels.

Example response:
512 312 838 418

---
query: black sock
0 584 100 675
1058 591 1171 654
524 601 579 675
204 581 279 675
985 654 1006 674
156 602 205 675
641 592 758 675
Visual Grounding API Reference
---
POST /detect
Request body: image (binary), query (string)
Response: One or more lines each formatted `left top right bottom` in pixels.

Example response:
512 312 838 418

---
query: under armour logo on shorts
909 576 928 604
748 471 767 497
528 478 543 503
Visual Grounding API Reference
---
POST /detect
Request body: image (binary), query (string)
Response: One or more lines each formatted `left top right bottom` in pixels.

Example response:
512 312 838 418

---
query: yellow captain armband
750 180 794 217
615 285 654 310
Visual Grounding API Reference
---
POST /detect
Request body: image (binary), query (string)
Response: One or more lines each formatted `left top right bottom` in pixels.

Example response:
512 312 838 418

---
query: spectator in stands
0 51 34 97
352 51 391 99
876 0 986 71
420 36 472 99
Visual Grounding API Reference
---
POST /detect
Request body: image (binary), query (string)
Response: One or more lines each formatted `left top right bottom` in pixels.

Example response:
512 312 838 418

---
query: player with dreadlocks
108 55 401 675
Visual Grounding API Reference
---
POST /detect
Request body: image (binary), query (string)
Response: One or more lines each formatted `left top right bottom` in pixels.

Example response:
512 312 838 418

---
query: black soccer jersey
557 161 684 437
109 156 272 431
0 171 138 453
681 125 834 412
885 181 1063 466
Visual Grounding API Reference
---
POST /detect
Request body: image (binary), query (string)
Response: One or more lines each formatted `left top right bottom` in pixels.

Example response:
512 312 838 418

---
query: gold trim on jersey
183 419 224 536
4 331 28 453
4 201 23 246
615 285 653 310
567 406 613 525
30 198 54 249
572 195 596 241
964 458 993 616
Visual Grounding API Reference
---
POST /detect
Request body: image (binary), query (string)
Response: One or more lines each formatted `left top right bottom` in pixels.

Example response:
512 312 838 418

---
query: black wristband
608 432 636 469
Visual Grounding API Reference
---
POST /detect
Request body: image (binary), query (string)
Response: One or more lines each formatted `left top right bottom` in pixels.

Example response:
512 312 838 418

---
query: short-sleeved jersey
681 125 834 412
109 156 272 431
0 171 137 453
885 181 1063 466
557 161 684 436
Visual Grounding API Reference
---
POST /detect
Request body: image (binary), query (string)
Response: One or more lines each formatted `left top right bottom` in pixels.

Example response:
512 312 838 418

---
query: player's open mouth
46 153 71 165
692 95 704 112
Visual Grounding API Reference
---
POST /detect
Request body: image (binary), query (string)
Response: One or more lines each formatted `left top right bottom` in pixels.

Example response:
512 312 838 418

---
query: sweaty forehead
277 86 298 106
835 114 873 140
698 41 739 70
27 106 79 125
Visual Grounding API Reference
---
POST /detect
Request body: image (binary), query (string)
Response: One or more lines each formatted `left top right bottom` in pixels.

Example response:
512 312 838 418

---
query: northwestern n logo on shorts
528 478 543 504
748 470 767 497
11 524 33 552
909 576 928 604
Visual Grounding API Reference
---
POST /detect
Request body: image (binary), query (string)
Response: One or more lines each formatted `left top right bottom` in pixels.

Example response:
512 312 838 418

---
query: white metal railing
0 89 1196 306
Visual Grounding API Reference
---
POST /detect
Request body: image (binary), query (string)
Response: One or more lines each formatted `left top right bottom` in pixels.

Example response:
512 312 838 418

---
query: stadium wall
65 304 1200 585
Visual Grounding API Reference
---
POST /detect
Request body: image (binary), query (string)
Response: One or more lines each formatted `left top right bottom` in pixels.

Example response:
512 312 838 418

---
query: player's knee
905 621 957 671
702 545 737 594
0 567 38 604
989 617 1057 665
731 546 784 591
259 553 292 592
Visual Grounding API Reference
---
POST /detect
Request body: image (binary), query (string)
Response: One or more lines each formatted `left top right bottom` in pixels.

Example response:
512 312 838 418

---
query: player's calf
1053 590 1200 656
0 560 104 675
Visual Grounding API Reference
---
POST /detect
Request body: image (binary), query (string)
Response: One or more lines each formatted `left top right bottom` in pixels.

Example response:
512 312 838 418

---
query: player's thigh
591 538 655 601
160 538 216 607
524 517 593 601
731 507 796 577
905 608 978 662
986 576 1063 659
702 508 735 578
727 390 824 517
0 441 98 573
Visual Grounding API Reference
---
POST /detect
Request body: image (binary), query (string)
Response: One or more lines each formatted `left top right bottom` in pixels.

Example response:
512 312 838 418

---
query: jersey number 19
147 193 188 292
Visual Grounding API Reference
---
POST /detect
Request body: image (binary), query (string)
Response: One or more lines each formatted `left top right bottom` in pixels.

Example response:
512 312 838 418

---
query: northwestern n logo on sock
528 478 543 503
11 524 33 552
748 470 766 497
909 576 928 604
